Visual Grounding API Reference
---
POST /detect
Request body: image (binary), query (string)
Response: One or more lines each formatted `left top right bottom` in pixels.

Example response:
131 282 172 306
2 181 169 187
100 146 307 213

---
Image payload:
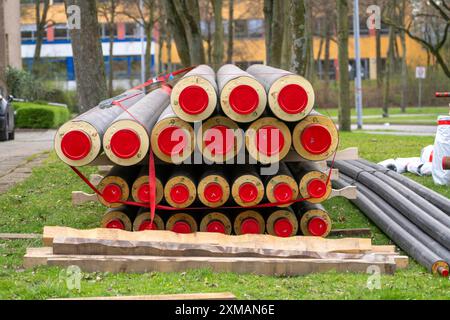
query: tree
120 0 160 80
385 0 450 78
98 0 118 96
289 0 308 76
65 0 107 113
336 0 351 131
164 0 205 66
32 0 51 75
264 0 284 67
211 0 224 69
226 0 234 63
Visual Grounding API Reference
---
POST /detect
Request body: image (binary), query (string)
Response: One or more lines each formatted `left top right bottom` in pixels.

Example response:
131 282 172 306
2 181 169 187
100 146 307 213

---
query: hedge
14 102 70 129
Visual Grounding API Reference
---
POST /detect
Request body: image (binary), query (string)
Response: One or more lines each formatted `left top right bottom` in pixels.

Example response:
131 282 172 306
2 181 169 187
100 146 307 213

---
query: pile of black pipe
331 159 450 277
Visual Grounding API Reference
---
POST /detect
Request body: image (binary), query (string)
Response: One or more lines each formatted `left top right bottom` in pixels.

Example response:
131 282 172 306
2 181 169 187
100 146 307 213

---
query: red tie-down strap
68 66 341 227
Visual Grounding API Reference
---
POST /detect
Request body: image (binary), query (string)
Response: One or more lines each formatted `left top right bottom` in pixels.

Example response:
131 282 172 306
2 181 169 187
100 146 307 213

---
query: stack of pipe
333 159 450 277
55 64 339 237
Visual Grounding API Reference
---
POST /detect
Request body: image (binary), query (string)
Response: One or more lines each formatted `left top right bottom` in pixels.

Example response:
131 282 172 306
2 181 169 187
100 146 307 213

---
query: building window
248 19 264 38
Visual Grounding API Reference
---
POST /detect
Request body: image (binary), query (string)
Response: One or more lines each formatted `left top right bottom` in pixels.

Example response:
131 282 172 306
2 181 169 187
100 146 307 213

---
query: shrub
6 67 43 101
15 102 70 129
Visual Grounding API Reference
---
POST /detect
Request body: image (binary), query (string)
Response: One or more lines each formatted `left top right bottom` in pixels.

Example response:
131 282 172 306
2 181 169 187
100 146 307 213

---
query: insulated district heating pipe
349 160 450 228
197 115 244 163
356 158 450 215
131 166 164 205
334 177 449 277
200 212 233 235
197 168 231 208
264 162 299 208
96 165 140 208
296 202 332 237
164 167 197 209
246 64 315 122
55 89 145 166
265 207 299 238
288 162 332 204
171 65 218 122
103 88 171 166
133 209 165 231
230 165 265 207
151 105 195 164
292 110 339 161
333 161 450 250
217 64 267 123
245 117 292 164
101 206 139 231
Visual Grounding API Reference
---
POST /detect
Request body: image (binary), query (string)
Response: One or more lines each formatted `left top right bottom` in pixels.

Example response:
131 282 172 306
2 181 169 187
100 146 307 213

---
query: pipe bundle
55 64 339 238
333 159 450 277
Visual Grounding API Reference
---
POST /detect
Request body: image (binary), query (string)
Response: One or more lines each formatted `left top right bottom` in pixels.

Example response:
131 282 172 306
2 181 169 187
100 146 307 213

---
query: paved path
354 124 437 136
0 129 56 194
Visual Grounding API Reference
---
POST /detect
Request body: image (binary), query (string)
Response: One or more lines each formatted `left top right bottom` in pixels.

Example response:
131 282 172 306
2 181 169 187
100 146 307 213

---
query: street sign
416 66 426 79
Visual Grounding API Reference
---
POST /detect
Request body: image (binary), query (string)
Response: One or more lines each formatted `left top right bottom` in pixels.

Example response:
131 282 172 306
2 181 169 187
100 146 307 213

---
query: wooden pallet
24 227 408 276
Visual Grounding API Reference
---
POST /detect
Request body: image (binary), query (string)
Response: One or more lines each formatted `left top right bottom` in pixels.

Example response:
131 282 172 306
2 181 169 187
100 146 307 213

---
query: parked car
0 93 15 141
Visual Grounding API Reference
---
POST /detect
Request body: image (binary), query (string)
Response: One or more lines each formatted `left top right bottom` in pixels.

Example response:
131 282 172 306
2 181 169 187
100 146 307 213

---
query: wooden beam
0 233 42 240
50 292 237 300
24 247 397 276
43 227 373 254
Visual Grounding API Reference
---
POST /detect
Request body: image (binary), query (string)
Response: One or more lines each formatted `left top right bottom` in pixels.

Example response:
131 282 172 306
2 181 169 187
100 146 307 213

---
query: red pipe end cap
204 182 223 203
170 184 190 205
274 218 294 238
137 183 150 203
207 221 226 234
106 219 125 230
61 130 92 161
273 183 293 203
139 220 158 231
179 85 209 115
205 125 235 156
241 218 260 235
158 126 188 157
278 84 309 114
301 124 332 155
102 184 123 203
229 85 259 115
308 217 328 237
172 221 192 234
307 179 327 199
238 183 258 203
110 129 141 159
256 126 285 156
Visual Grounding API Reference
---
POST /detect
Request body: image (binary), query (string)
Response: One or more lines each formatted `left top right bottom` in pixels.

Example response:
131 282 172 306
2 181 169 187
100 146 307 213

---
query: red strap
438 120 450 125
148 149 156 224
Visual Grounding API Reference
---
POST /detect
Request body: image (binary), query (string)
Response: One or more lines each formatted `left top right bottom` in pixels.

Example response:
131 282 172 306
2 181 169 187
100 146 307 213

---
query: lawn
317 106 449 125
0 132 449 300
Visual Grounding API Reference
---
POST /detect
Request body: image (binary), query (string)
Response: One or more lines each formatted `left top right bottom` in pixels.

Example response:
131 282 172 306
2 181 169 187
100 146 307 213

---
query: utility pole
139 0 146 84
353 0 363 129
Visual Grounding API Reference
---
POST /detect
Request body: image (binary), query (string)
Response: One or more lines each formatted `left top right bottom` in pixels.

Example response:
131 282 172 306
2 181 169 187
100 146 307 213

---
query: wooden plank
43 227 373 254
330 186 358 200
51 236 377 260
24 247 396 276
285 147 359 163
0 233 42 240
50 292 237 301
371 245 397 253
329 228 372 237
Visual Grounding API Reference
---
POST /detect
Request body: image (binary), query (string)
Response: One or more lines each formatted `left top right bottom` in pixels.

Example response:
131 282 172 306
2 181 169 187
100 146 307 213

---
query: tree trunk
289 0 308 76
399 0 408 113
211 0 224 70
65 0 107 113
33 0 50 75
167 31 173 72
336 0 351 132
107 1 116 97
305 0 315 81
263 0 273 64
163 0 191 66
158 23 165 74
383 23 395 118
376 29 382 89
280 0 291 70
145 16 154 80
269 0 284 67
226 0 234 63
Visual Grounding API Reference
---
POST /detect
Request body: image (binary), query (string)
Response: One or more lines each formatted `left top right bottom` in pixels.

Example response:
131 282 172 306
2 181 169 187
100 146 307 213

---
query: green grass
317 106 448 125
0 133 449 300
